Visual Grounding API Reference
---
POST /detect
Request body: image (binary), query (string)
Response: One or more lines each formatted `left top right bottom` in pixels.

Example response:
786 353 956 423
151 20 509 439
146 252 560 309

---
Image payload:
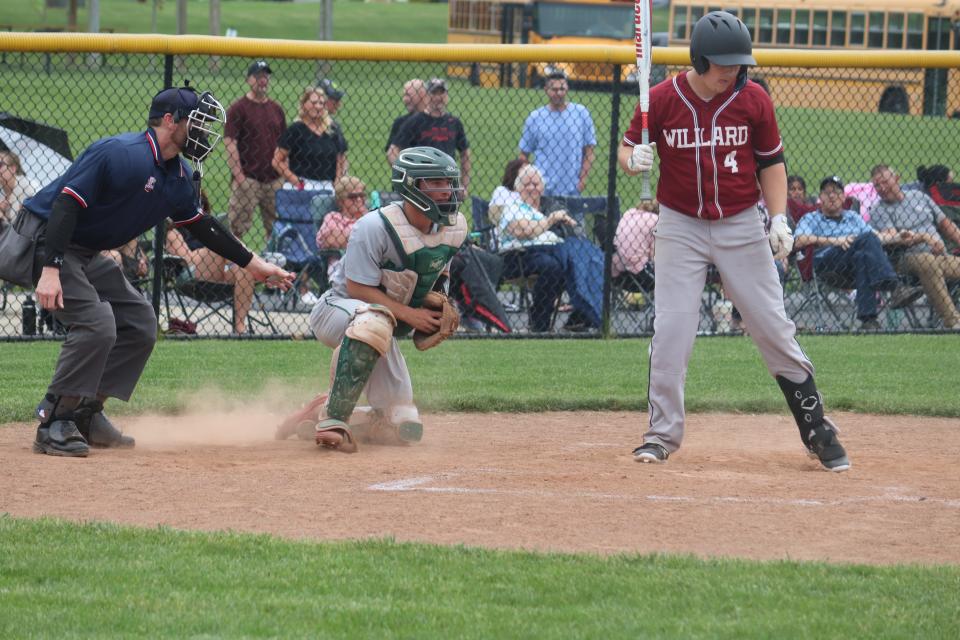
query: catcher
276 147 467 451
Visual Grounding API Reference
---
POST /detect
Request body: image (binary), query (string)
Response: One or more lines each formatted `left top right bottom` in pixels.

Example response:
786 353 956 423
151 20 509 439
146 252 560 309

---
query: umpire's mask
183 91 226 175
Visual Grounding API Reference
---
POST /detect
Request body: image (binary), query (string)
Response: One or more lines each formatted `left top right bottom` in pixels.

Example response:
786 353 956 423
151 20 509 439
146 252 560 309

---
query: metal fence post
602 64 623 338
151 54 175 321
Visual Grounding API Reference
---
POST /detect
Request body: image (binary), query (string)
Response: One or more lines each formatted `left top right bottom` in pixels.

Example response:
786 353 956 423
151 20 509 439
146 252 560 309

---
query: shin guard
776 374 824 446
326 337 380 422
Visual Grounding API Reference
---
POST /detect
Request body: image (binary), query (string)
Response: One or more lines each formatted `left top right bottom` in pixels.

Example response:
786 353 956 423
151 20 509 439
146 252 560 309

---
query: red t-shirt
624 73 782 220
225 96 286 182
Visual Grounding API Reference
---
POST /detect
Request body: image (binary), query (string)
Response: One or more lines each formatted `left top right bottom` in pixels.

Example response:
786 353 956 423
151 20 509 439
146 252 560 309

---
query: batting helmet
690 11 756 75
391 147 463 226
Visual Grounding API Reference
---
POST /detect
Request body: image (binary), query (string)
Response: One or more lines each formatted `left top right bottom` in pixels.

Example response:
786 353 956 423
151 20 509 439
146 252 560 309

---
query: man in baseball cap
318 78 345 115
819 175 844 192
247 59 271 77
426 78 447 94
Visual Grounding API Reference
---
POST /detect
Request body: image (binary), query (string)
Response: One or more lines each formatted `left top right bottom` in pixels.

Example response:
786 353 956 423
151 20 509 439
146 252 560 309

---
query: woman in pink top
316 175 367 277
612 199 658 279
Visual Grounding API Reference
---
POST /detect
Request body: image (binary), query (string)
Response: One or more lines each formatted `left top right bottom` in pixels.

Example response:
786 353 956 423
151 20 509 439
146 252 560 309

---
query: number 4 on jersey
724 150 739 173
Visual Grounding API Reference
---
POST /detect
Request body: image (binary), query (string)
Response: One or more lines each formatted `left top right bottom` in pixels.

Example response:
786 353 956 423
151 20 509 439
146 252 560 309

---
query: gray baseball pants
644 205 813 452
308 292 414 410
43 247 157 402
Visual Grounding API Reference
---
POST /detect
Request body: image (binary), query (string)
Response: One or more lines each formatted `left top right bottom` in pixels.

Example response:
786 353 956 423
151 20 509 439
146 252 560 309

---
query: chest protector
378 204 467 335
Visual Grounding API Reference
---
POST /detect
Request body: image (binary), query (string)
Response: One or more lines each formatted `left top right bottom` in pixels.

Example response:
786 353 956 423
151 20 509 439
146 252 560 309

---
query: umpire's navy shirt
24 128 203 250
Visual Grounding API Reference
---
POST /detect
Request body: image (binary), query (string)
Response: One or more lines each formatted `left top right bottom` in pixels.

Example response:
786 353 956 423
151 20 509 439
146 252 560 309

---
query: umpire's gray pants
644 205 813 453
43 247 157 401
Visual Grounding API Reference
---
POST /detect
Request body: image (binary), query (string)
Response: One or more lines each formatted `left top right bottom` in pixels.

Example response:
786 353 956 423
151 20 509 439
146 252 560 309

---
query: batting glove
628 143 656 172
768 214 794 260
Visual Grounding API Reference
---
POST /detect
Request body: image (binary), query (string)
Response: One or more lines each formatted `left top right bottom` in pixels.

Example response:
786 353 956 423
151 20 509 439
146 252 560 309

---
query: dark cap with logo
427 78 448 94
149 86 199 120
318 78 345 100
819 175 844 192
246 60 272 77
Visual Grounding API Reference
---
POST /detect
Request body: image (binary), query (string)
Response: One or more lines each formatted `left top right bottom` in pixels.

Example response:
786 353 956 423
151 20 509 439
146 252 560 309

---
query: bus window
906 13 923 49
536 3 633 39
691 6 705 27
849 11 865 47
775 9 791 45
742 8 757 42
868 11 885 48
795 10 810 46
888 13 905 48
812 10 828 46
830 11 847 47
758 8 773 43
927 16 953 50
672 4 689 40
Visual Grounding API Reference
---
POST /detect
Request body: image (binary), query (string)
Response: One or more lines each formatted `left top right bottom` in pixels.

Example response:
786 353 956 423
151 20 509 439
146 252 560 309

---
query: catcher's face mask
182 91 226 174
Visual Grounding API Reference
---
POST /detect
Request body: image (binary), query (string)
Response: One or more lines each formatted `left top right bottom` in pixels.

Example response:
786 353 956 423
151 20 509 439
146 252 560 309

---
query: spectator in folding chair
0 150 39 229
272 86 346 193
316 175 368 279
611 198 658 310
498 163 604 332
870 164 960 330
793 176 914 331
102 238 149 286
487 158 527 228
163 191 257 335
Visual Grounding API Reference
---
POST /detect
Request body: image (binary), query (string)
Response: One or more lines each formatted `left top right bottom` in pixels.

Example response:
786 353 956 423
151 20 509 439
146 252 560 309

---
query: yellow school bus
669 0 960 115
447 0 657 88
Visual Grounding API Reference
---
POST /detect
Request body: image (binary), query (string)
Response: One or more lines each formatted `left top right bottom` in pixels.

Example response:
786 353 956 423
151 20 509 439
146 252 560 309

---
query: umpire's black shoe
806 418 850 472
74 400 135 449
33 419 89 457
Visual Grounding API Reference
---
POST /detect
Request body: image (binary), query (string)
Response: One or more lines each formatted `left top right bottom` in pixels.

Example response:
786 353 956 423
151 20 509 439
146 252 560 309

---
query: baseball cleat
315 419 358 453
632 442 669 463
806 418 850 472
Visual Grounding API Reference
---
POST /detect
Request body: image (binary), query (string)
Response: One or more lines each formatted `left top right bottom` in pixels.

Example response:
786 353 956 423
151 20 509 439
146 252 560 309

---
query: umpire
21 85 293 458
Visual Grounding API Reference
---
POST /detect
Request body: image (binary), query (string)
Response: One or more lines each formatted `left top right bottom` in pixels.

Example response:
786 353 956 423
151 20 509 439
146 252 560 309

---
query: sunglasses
345 192 366 200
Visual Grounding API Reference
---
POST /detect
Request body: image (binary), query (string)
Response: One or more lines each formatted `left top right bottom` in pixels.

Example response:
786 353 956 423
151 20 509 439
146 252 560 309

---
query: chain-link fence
1 38 958 339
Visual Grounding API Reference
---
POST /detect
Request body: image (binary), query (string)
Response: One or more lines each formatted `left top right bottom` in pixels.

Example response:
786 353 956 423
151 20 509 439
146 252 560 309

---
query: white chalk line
367 474 960 508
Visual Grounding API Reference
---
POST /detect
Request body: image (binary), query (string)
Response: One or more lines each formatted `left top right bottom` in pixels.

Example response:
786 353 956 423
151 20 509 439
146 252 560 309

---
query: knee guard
776 374 824 447
326 305 396 422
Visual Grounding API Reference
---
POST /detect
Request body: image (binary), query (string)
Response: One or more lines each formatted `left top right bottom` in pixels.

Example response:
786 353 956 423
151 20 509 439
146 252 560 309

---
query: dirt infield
2 410 958 566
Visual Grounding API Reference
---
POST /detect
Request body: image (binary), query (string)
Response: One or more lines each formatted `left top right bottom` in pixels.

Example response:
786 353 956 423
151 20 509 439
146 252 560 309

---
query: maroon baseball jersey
624 73 782 220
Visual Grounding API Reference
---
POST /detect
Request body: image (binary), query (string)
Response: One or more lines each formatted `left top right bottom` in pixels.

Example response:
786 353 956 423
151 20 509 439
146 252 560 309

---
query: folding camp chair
266 189 336 310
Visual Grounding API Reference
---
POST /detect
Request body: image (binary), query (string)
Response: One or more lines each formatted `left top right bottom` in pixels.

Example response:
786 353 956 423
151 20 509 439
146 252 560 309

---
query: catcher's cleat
805 417 850 472
315 418 358 453
632 442 669 464
33 419 89 457
275 392 328 440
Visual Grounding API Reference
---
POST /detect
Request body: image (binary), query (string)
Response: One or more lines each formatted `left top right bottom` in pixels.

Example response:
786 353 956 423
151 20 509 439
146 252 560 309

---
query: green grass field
2 336 959 637
1 334 957 422
2 517 958 639
0 0 451 43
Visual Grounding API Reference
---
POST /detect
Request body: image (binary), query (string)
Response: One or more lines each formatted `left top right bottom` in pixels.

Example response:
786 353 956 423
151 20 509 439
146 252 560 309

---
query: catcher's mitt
413 291 459 351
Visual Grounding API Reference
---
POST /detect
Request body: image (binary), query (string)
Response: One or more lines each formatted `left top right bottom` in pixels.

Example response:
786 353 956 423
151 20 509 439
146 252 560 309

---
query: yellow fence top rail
1 33 959 68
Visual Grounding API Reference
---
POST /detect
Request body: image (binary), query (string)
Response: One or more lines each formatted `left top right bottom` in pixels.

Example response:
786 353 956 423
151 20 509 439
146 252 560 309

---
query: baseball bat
634 0 653 201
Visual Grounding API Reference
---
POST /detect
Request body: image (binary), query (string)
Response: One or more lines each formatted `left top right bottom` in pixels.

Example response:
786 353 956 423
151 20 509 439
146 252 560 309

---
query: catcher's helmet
391 147 463 226
690 11 756 75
